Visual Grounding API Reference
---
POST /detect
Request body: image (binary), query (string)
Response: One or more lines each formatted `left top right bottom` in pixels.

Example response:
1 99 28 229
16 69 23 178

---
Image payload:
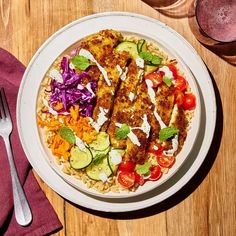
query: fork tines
0 87 10 120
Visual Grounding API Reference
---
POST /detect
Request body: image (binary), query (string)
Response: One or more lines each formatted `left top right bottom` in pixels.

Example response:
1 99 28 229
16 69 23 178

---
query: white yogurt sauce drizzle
127 131 141 146
132 114 151 138
154 109 166 129
97 107 109 128
75 135 86 152
138 69 144 81
116 65 123 76
85 83 95 97
163 134 179 156
159 66 174 79
89 107 109 132
69 62 75 70
49 69 63 83
145 79 166 129
145 79 156 104
116 65 128 81
109 149 122 165
136 58 144 68
115 122 141 146
98 172 108 182
128 92 135 102
79 48 111 86
88 118 100 132
115 115 151 146
42 98 70 117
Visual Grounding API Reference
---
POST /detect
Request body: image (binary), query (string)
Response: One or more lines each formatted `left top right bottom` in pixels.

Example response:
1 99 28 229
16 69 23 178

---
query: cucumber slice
86 156 112 181
116 41 139 59
144 64 158 76
70 146 92 169
89 132 110 151
108 156 119 174
108 148 126 174
137 39 147 53
90 146 110 159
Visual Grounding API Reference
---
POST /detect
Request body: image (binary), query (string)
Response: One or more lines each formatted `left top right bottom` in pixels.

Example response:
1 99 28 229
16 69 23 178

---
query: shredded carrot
37 116 62 131
37 108 98 144
53 102 63 111
69 105 79 121
60 115 98 143
51 134 72 160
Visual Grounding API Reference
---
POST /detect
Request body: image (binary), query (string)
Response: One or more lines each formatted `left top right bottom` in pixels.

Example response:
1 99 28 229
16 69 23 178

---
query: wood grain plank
34 172 66 236
116 215 167 236
207 63 236 236
65 204 120 236
166 182 210 236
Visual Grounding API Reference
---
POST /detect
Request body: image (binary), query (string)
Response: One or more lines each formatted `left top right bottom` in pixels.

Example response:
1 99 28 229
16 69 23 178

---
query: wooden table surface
1 0 235 235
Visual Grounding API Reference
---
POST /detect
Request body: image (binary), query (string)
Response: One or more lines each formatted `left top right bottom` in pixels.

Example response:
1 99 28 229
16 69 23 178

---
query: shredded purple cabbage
49 56 97 117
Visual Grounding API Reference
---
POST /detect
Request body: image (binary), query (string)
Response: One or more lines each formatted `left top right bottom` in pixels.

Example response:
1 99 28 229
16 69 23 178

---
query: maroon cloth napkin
0 48 62 235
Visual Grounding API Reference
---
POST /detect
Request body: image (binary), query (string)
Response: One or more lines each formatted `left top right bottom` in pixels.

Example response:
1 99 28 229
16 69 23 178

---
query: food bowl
17 13 203 200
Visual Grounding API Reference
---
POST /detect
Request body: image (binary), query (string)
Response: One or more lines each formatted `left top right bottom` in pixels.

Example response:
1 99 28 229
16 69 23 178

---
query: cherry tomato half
168 64 178 79
149 165 162 181
117 171 136 188
182 93 196 110
119 160 135 172
157 154 175 168
175 76 187 92
145 70 164 88
147 143 163 156
134 172 145 186
174 90 184 107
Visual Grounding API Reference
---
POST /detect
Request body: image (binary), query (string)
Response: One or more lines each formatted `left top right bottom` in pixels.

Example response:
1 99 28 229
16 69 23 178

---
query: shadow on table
67 70 223 219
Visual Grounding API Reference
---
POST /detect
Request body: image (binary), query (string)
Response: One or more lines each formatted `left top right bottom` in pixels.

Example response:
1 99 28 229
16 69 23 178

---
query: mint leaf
163 76 172 87
159 127 179 142
115 124 130 139
58 126 75 144
139 51 153 61
139 51 162 65
135 162 152 175
70 55 90 70
151 55 162 65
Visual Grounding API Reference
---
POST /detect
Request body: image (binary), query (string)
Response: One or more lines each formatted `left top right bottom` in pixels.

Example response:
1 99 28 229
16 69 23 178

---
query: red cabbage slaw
49 56 97 117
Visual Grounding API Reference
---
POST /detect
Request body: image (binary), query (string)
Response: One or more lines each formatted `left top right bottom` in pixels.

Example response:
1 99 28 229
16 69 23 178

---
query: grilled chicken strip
166 105 188 155
107 60 140 148
123 78 155 164
77 30 130 130
156 83 175 126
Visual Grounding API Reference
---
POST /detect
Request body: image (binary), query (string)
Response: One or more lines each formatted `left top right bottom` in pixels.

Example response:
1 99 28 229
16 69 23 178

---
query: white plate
17 12 216 212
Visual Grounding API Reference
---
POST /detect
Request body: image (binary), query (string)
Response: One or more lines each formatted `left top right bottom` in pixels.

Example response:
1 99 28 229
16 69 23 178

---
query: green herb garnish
151 55 162 65
135 162 152 175
163 76 172 87
139 51 153 61
139 51 162 65
70 55 90 70
58 126 76 144
159 127 179 142
115 124 130 139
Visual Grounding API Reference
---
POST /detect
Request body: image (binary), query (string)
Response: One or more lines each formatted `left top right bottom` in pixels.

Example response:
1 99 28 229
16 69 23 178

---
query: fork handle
4 136 32 226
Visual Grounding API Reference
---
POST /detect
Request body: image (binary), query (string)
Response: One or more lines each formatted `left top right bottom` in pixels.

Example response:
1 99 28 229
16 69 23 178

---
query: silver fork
0 88 32 226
